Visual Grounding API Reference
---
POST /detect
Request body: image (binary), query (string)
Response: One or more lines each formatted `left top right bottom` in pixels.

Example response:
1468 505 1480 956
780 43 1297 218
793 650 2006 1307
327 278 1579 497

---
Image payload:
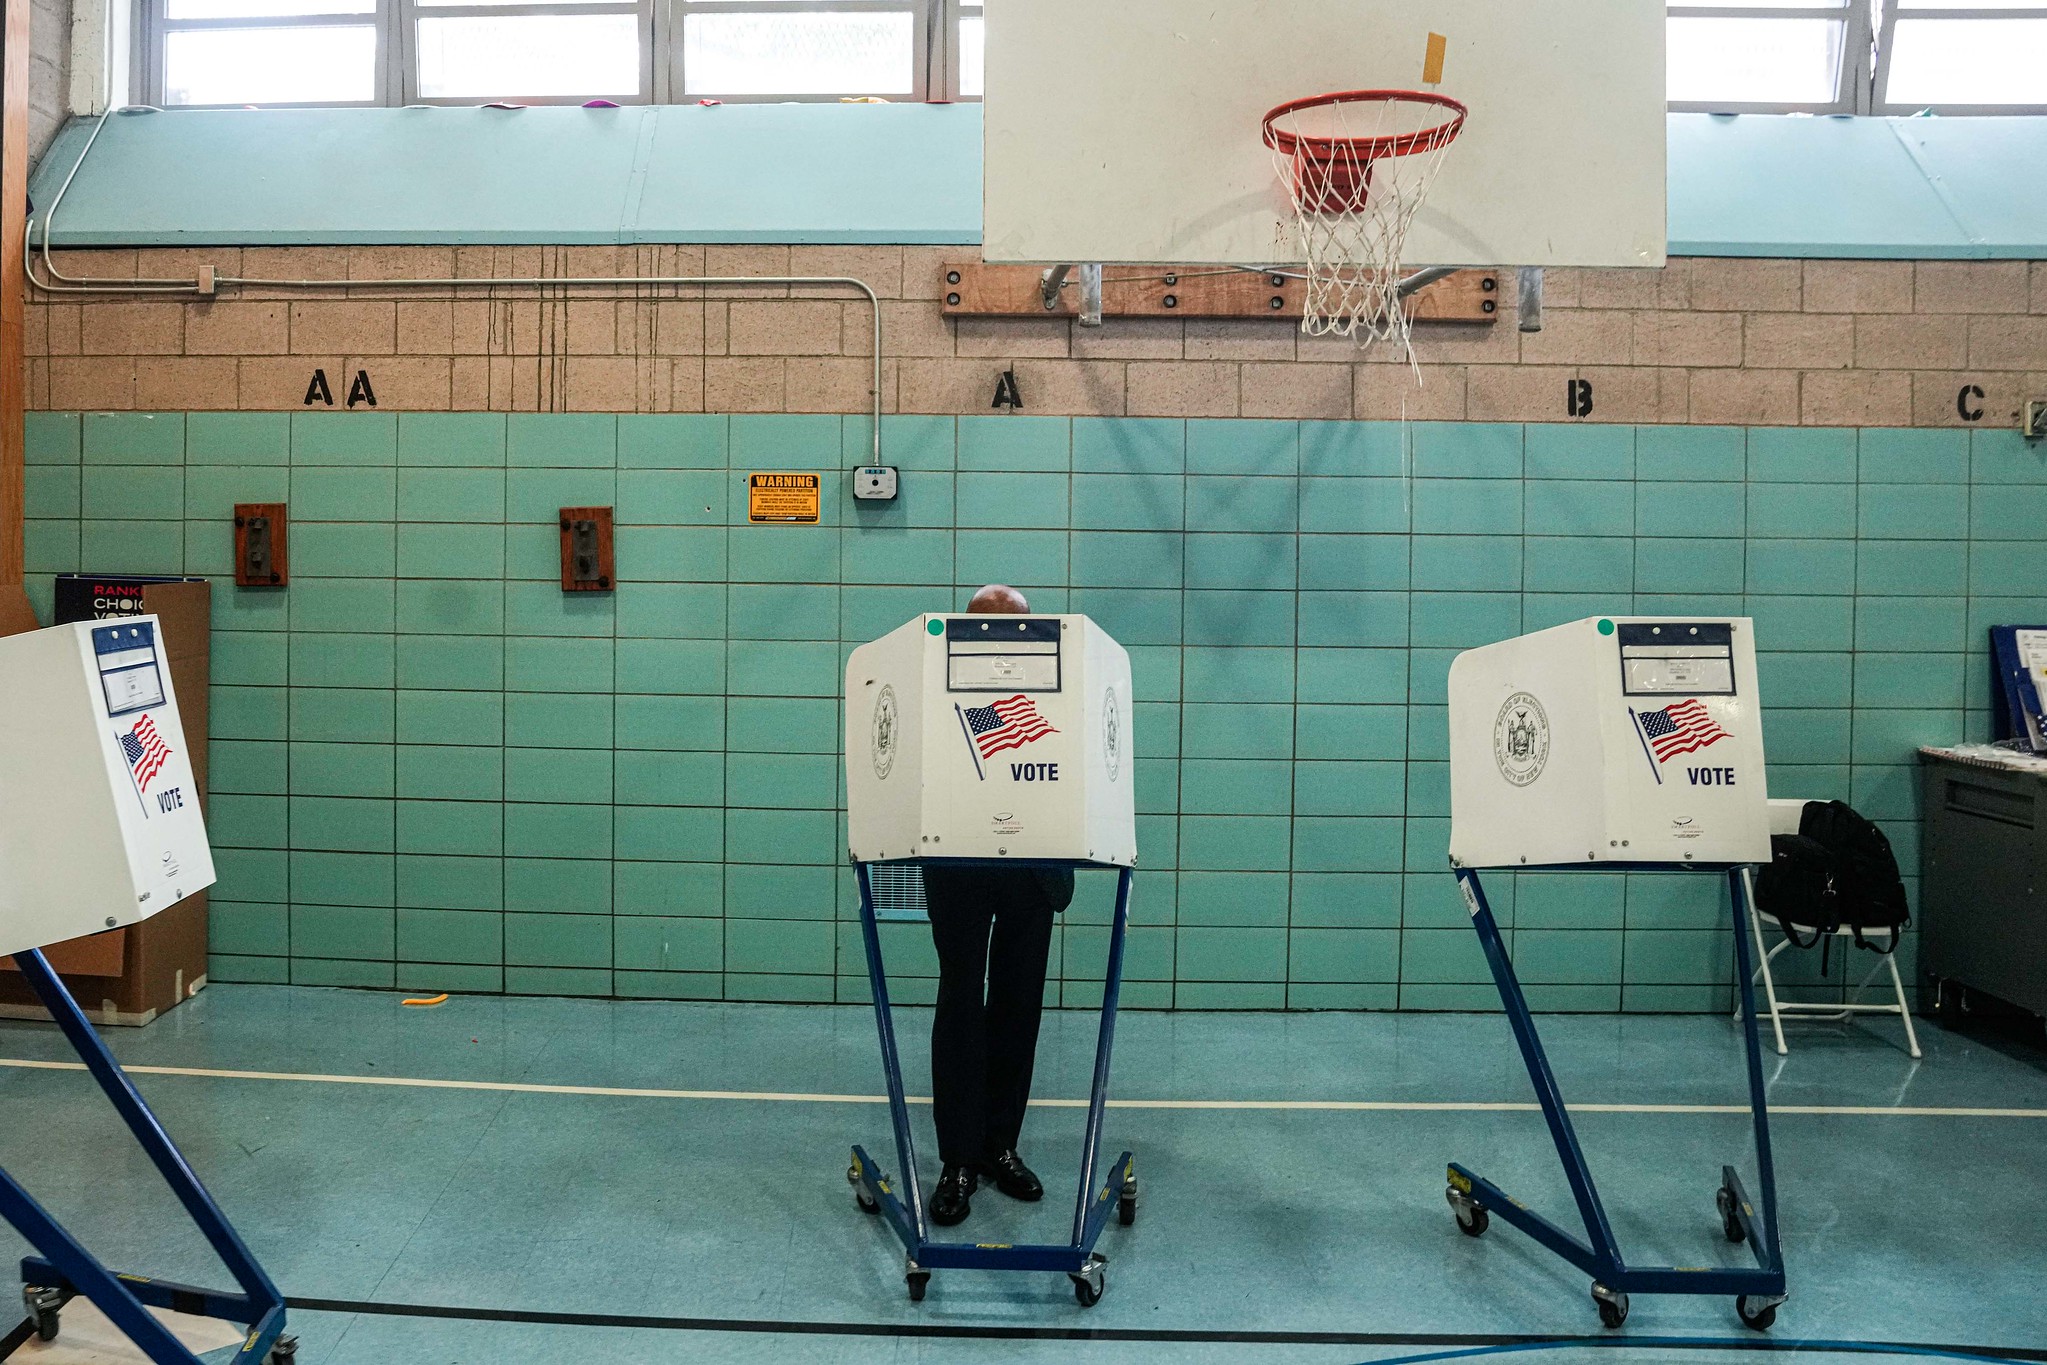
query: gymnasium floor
0 988 2041 1365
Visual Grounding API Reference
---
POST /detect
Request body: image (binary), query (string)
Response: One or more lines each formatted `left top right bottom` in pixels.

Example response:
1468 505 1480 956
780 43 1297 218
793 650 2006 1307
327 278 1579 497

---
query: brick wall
20 244 2047 1008
27 249 2047 426
28 0 70 164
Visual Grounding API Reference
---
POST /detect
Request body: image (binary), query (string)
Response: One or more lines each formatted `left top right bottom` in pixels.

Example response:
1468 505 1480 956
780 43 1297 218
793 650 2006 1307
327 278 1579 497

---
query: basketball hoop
1263 89 1466 355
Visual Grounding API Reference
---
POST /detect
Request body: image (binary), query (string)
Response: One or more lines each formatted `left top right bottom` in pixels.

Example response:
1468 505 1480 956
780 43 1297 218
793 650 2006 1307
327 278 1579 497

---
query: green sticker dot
928 619 945 636
1597 619 1615 635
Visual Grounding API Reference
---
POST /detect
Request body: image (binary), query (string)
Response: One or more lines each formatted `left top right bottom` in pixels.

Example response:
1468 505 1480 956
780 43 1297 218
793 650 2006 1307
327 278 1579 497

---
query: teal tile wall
25 411 2025 1010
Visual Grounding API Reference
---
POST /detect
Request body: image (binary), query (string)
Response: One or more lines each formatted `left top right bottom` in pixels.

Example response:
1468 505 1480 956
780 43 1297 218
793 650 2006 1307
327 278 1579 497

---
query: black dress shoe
931 1163 977 1226
977 1149 1043 1202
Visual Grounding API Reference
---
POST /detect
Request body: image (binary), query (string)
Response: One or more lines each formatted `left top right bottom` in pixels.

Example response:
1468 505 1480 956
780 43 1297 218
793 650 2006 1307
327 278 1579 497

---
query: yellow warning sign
747 472 821 524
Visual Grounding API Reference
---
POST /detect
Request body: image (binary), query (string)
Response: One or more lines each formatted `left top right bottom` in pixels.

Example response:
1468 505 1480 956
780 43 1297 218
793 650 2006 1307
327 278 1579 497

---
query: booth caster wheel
1591 1283 1629 1329
1737 1295 1783 1331
848 1162 880 1214
1446 1186 1488 1238
1716 1185 1746 1244
1070 1258 1106 1308
267 1335 300 1365
905 1261 930 1303
23 1286 61 1343
1118 1176 1138 1227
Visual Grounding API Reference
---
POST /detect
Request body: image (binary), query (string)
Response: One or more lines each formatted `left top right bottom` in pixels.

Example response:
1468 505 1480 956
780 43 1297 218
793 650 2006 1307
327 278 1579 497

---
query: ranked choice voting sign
0 617 214 956
1447 617 1771 869
845 615 1136 866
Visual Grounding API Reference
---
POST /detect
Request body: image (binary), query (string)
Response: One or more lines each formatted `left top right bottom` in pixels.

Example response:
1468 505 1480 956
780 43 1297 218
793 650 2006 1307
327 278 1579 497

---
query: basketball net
1267 94 1462 363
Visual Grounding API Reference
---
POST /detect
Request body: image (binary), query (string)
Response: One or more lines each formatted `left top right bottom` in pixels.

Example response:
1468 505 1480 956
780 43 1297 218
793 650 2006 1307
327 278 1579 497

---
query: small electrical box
233 503 287 587
559 506 615 592
2024 400 2046 441
853 466 899 501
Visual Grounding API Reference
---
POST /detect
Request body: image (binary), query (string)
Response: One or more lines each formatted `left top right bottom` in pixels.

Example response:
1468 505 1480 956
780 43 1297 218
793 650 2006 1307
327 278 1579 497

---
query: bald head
967 584 1030 616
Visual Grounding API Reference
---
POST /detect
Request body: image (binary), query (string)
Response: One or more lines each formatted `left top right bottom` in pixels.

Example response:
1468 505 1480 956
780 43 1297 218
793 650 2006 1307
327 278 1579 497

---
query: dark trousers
922 866 1058 1167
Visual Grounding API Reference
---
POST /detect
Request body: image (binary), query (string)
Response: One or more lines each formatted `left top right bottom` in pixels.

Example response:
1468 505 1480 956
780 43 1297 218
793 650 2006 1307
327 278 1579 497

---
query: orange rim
1262 89 1468 164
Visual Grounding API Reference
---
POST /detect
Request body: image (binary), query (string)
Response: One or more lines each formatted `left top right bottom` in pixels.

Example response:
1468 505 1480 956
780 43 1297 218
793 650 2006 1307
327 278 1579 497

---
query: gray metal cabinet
1919 748 2047 1018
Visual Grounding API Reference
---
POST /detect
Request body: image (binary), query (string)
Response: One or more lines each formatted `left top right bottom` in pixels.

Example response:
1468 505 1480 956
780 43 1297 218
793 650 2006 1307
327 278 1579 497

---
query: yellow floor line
3 1056 2044 1119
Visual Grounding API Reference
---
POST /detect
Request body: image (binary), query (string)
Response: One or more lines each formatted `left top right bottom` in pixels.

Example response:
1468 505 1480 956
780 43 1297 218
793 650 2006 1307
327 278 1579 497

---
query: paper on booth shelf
0 616 215 958
2013 630 2047 750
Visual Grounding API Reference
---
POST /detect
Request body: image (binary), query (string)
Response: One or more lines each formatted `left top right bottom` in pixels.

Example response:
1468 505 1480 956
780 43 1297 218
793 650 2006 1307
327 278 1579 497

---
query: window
141 0 954 105
1667 0 1872 112
956 0 981 98
415 1 649 102
1876 0 2047 111
1669 0 2047 112
137 0 2047 110
674 2 923 100
153 0 385 107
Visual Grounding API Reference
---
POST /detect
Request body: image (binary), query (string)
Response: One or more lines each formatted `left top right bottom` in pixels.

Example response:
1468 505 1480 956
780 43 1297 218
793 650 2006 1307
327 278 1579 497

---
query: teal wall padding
28 105 984 247
27 106 2047 256
1665 114 2047 258
21 411 2028 1010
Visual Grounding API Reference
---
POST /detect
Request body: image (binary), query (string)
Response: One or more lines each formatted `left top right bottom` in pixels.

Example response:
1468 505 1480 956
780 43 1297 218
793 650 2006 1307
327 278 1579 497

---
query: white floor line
4 1056 2046 1119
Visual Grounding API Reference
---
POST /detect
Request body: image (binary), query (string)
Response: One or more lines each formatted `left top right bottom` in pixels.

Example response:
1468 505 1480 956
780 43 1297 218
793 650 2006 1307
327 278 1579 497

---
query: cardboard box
0 584 35 637
0 579 214 1025
53 578 211 801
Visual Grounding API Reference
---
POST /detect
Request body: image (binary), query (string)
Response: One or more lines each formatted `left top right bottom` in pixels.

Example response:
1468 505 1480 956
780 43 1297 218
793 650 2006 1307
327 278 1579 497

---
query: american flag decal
960 695 1057 759
1637 699 1730 764
122 714 174 793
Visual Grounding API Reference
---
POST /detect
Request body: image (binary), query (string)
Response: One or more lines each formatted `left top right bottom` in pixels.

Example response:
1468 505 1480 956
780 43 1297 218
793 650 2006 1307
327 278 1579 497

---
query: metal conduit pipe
26 109 888 466
36 107 192 290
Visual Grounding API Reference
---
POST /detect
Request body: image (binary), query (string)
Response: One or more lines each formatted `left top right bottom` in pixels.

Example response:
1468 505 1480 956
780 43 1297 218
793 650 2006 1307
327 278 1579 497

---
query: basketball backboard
981 0 1667 270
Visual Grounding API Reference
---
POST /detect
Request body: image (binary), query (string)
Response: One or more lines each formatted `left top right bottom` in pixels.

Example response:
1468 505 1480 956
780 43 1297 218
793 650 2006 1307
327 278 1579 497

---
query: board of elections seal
871 685 899 780
1103 686 1122 781
1492 691 1549 788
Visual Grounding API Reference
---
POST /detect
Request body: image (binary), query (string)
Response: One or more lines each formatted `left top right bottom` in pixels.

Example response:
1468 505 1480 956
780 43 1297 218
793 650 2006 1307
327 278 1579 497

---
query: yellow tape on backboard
1423 32 1448 85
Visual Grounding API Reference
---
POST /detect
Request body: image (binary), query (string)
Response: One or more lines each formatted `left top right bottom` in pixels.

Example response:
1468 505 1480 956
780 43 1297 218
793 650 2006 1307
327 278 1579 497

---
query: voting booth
845 613 1135 866
1440 618 1788 1332
1448 616 1770 869
0 619 214 956
842 615 1138 1308
0 619 291 1364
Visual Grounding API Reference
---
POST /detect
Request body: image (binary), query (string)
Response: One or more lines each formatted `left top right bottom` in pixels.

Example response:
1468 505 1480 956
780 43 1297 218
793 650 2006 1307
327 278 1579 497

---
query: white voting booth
845 614 1136 867
1440 617 1788 1331
841 614 1140 1307
1448 616 1770 868
0 617 291 1363
0 617 215 955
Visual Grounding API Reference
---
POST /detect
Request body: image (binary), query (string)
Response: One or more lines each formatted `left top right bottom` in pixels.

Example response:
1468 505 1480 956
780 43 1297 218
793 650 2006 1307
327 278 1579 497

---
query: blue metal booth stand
846 858 1138 1306
1444 862 1787 1331
1 950 293 1363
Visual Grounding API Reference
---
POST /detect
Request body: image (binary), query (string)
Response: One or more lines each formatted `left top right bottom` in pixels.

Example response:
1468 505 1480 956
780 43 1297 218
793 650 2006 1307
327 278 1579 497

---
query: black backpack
1753 800 1910 974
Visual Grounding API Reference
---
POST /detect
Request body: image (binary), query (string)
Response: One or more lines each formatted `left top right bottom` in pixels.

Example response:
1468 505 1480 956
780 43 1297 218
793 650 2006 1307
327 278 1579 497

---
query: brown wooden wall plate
559 506 616 592
232 503 288 587
939 262 1500 322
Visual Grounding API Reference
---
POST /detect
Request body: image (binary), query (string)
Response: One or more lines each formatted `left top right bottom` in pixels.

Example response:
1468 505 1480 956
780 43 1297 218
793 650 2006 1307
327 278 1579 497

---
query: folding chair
1738 798 1922 1059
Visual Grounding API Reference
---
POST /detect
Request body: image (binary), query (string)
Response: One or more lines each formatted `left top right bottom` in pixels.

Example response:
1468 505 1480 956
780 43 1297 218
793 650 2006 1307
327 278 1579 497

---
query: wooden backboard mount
940 263 1500 323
